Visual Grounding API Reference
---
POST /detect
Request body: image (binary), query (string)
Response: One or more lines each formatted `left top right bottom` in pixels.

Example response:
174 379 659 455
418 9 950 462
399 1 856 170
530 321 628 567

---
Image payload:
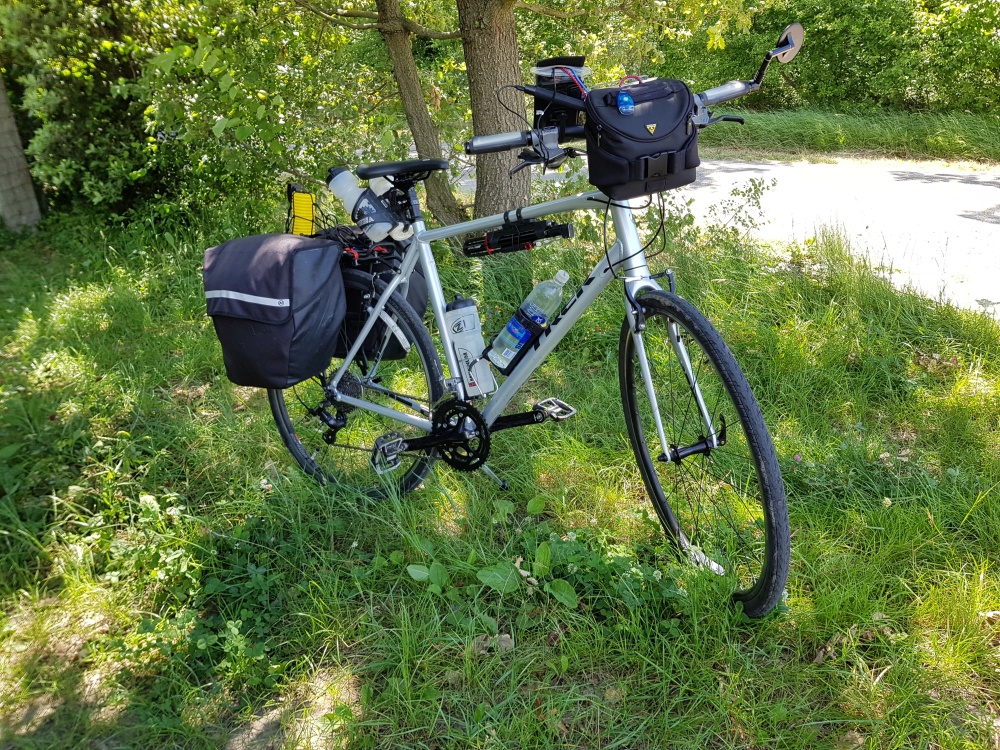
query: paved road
681 157 1000 313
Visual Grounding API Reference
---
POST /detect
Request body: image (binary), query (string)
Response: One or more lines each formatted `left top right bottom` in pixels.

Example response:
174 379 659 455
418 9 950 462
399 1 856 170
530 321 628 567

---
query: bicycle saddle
356 159 448 182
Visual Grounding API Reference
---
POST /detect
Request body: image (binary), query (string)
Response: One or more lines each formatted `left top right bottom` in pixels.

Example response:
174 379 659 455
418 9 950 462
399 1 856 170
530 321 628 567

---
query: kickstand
480 464 508 491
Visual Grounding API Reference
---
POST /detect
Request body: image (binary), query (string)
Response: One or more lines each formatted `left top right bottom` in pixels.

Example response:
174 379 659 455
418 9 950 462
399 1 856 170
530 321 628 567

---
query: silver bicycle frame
326 188 718 456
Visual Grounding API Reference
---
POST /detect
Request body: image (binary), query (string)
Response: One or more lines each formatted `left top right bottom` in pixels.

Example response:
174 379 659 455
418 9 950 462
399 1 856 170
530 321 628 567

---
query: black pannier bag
315 225 428 361
204 234 346 388
584 78 699 200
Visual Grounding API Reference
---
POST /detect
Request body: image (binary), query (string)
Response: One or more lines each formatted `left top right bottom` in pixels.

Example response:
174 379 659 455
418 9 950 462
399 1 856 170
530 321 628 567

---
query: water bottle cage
487 310 546 377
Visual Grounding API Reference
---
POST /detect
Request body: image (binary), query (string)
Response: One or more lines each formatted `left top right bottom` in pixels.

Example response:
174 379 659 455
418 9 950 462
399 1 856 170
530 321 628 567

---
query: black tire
268 268 444 496
619 290 789 617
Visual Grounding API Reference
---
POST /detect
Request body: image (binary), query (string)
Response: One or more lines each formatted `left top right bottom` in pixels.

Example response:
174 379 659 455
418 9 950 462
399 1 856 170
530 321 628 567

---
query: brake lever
510 149 544 176
695 110 745 129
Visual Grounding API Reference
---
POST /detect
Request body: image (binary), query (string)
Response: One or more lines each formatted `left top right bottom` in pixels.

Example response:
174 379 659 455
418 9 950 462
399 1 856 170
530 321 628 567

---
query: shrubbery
1 0 996 212
656 0 1000 114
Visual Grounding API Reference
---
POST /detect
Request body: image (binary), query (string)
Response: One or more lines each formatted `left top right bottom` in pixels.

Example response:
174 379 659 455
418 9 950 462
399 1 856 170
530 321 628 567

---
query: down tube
481 254 617 425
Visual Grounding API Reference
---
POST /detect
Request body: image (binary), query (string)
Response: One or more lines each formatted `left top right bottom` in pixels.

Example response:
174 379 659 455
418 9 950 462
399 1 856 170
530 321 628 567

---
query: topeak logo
646 124 657 134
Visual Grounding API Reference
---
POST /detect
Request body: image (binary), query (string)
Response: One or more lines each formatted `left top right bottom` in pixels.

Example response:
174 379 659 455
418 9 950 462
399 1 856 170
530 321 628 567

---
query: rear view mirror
775 23 804 63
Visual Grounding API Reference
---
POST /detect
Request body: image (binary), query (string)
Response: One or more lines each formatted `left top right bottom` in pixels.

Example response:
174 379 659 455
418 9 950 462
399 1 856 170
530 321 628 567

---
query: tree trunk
0 75 41 232
456 0 530 217
375 0 467 228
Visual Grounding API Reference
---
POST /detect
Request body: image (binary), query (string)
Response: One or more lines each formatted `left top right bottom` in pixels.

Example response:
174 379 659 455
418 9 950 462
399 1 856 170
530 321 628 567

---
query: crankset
387 398 491 471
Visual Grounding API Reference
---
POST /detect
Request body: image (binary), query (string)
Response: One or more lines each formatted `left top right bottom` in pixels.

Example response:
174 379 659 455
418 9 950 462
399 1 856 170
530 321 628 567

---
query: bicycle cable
601 193 664 281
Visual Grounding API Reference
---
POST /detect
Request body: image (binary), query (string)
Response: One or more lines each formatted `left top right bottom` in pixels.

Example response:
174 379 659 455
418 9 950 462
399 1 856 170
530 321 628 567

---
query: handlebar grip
698 80 753 107
465 131 533 155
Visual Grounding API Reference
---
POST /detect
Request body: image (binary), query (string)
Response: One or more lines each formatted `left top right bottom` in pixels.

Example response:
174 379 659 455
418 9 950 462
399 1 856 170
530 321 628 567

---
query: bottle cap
328 166 350 181
555 270 570 285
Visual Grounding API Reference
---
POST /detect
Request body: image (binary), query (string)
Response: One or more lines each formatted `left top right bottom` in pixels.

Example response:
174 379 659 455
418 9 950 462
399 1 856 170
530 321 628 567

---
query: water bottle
369 177 414 241
445 295 496 399
487 270 570 371
328 167 406 243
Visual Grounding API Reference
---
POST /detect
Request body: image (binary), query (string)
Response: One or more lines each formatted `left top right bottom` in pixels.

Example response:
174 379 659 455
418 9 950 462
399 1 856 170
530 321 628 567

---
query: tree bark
0 75 41 232
375 0 467 228
456 0 531 217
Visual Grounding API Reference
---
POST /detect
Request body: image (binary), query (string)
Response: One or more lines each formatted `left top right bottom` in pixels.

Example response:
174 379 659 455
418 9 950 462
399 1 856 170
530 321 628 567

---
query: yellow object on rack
289 191 316 236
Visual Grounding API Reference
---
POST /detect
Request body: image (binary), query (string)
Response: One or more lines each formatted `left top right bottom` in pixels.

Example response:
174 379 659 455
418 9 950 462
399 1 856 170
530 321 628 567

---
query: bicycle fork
628 304 721 463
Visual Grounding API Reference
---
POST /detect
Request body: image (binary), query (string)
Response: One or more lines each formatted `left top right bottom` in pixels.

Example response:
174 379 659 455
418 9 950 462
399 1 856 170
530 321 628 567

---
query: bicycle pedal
535 398 577 422
371 432 405 474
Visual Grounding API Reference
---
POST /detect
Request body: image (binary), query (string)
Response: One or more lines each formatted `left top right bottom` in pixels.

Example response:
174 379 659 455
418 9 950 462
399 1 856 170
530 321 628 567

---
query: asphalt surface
681 157 1000 314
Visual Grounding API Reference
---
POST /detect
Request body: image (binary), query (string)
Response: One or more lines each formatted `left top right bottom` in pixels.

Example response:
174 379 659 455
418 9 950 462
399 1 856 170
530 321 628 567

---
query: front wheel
619 291 789 617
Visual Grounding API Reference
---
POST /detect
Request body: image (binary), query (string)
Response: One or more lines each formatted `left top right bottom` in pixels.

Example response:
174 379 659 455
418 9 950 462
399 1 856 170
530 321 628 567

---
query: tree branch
292 0 379 29
514 1 587 19
399 17 461 39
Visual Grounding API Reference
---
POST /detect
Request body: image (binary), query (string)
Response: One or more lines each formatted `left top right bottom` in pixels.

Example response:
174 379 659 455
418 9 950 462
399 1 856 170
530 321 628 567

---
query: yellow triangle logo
646 124 657 134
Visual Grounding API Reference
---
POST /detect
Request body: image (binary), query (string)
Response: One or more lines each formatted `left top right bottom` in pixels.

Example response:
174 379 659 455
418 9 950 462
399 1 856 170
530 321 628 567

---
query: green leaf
202 53 220 73
544 579 578 608
235 125 253 141
533 542 551 578
429 561 449 588
406 564 430 582
192 45 210 69
256 104 266 120
494 499 515 519
0 443 24 460
389 551 404 565
151 50 177 75
477 613 498 635
526 496 546 515
428 583 442 595
477 562 519 594
212 118 228 138
219 73 234 92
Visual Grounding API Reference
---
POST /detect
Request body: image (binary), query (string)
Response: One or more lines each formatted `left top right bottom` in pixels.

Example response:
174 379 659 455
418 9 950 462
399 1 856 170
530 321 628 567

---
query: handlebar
697 80 757 107
465 125 585 155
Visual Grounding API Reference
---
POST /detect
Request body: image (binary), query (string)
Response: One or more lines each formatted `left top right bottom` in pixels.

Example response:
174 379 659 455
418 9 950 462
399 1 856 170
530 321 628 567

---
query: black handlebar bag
204 234 346 388
584 78 699 200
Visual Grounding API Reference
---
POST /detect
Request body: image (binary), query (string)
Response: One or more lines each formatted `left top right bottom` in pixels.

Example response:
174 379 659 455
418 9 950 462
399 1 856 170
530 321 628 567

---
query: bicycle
266 24 804 618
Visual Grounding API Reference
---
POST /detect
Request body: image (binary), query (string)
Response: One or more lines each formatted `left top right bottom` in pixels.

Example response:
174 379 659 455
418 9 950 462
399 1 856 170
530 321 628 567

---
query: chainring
432 399 491 471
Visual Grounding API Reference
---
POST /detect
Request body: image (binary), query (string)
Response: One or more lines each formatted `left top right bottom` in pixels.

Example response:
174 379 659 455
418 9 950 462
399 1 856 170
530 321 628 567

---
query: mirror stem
752 40 795 86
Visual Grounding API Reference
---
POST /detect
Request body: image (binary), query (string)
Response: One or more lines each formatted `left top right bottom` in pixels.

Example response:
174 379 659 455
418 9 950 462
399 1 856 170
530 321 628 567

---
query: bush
653 0 1000 114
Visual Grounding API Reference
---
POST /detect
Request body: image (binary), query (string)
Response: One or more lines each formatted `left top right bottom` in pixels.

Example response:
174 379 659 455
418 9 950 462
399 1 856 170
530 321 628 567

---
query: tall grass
1 196 999 748
700 109 1000 163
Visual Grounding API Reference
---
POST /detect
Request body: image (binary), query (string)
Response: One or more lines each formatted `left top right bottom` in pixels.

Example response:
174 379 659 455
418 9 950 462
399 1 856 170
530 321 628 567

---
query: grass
698 108 1000 163
1 191 1000 749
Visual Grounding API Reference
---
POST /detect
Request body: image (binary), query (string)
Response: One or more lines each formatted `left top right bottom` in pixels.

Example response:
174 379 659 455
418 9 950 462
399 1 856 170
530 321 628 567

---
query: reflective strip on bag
206 290 290 307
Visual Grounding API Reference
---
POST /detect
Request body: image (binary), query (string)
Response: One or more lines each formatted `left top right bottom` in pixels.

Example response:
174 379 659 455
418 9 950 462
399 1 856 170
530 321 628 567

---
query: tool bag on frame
203 233 347 388
584 78 700 200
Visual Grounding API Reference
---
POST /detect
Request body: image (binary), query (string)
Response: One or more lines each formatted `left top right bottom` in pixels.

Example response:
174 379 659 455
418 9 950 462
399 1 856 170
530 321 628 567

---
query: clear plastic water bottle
487 270 570 371
327 167 406 243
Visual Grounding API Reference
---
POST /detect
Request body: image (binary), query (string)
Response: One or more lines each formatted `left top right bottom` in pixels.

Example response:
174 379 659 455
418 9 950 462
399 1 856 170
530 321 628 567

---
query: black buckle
641 151 675 179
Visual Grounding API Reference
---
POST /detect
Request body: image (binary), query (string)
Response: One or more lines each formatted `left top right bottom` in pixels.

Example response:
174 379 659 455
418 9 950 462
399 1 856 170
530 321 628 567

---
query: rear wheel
619 290 789 617
269 268 444 496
